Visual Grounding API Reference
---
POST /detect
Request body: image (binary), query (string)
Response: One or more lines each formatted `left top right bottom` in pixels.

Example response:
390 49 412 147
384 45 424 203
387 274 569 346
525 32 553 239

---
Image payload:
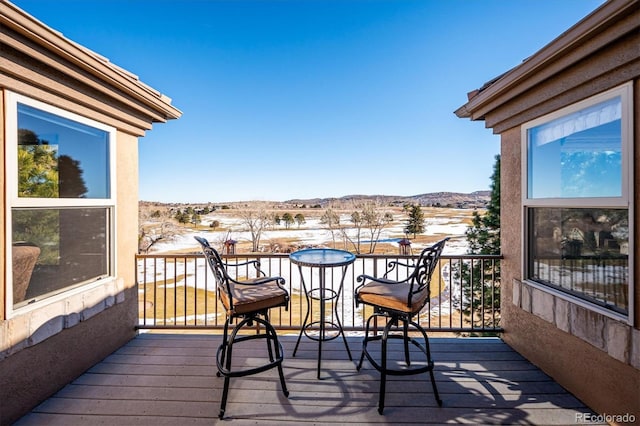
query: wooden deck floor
15 333 602 425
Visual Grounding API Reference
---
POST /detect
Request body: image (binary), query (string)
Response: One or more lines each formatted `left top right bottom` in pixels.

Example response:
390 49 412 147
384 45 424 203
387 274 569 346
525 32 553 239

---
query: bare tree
361 202 394 253
239 205 272 252
138 205 178 254
294 213 306 228
337 202 394 254
320 208 340 248
138 221 178 254
341 210 364 254
282 212 294 229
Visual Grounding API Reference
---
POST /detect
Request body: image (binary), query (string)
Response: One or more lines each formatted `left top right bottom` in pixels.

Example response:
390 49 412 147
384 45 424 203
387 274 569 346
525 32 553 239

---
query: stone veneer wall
0 277 127 360
512 279 640 371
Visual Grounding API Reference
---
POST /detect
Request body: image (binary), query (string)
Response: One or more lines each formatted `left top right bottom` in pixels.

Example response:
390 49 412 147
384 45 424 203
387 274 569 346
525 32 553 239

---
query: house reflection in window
528 207 628 315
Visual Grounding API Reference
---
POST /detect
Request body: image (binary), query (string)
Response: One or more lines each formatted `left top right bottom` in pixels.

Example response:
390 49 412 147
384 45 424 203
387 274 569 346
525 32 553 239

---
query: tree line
138 201 428 254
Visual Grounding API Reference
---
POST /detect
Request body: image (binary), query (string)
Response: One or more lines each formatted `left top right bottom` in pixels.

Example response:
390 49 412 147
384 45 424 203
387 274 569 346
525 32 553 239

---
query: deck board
15 334 604 425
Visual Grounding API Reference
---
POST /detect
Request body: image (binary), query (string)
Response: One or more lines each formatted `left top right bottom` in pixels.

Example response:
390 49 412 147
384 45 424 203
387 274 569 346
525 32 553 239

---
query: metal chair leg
219 375 230 419
217 319 231 377
403 319 411 366
360 314 442 414
357 313 376 371
264 312 276 363
430 368 442 406
377 318 394 414
413 319 442 406
265 319 290 397
216 314 289 419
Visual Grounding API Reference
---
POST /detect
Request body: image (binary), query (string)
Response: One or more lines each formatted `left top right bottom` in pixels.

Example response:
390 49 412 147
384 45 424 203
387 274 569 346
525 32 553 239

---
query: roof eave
455 0 638 122
1 0 182 122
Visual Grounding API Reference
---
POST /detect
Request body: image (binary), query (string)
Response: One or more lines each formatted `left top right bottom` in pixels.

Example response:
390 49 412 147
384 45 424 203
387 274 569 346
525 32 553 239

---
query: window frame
521 82 634 324
4 91 118 317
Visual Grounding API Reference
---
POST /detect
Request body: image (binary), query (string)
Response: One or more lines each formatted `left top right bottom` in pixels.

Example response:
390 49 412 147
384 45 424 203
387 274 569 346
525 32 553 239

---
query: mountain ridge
140 191 490 209
284 190 490 208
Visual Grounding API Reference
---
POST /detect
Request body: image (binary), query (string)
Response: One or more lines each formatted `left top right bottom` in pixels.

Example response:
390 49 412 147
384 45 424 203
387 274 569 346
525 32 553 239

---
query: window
6 93 116 310
522 83 632 319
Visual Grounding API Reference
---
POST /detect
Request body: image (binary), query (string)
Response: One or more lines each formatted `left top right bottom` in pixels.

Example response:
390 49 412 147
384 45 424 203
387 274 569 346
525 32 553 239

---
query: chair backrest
402 237 448 308
194 236 232 297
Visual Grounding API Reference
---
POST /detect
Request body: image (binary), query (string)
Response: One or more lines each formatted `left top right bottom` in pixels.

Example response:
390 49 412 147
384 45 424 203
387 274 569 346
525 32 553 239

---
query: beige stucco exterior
456 0 639 422
0 1 181 423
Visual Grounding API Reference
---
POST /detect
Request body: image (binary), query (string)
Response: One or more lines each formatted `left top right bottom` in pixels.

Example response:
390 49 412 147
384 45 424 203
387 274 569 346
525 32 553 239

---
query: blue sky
13 0 605 203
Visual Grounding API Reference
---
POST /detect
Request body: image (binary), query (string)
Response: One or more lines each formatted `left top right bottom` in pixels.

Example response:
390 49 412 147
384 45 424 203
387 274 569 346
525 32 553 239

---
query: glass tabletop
289 248 355 267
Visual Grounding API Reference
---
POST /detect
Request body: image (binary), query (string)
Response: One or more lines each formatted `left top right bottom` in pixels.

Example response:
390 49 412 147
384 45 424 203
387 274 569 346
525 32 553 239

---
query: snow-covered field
150 211 472 255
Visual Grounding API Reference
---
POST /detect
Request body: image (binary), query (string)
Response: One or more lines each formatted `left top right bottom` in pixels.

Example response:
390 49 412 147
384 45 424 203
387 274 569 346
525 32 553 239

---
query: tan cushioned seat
357 281 428 314
221 278 289 315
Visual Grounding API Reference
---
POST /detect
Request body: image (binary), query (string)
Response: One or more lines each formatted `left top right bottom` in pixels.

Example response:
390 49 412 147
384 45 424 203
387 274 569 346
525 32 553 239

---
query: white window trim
4 91 118 318
520 82 634 325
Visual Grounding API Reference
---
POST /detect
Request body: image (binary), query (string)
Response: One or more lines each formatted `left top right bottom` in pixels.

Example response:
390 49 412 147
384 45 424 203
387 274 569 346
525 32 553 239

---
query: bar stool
354 238 448 414
194 236 289 419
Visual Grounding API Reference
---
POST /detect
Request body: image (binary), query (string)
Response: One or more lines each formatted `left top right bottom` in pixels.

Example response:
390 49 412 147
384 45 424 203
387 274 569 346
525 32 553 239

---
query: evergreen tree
17 129 59 197
58 155 88 198
175 210 190 224
456 155 501 332
191 213 201 227
466 155 500 255
404 204 425 238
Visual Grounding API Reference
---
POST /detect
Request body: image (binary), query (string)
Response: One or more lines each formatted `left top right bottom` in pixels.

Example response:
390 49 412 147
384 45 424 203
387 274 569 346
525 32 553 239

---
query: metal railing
136 252 502 334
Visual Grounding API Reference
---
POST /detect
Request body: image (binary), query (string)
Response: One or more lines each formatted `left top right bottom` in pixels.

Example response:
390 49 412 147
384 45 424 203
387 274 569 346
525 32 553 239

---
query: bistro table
289 248 355 379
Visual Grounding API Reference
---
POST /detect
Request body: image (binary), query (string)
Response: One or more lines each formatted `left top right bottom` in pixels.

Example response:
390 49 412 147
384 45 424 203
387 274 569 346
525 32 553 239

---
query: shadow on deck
15 334 602 425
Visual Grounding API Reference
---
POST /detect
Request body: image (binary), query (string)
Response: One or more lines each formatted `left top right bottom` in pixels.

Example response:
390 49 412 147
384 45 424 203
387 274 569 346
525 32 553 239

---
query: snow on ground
150 212 471 255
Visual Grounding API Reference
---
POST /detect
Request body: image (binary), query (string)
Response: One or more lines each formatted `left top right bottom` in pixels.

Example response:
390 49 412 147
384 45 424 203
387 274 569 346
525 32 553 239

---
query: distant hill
284 191 490 209
140 191 491 210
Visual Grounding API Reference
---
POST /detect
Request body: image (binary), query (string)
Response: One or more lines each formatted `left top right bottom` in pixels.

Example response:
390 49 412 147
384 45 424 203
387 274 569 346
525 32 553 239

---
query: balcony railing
136 252 502 334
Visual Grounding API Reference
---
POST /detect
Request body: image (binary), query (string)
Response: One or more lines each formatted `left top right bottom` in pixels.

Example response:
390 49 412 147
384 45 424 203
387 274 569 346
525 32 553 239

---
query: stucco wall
497 127 521 327
0 90 6 322
635 82 640 328
116 131 140 301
